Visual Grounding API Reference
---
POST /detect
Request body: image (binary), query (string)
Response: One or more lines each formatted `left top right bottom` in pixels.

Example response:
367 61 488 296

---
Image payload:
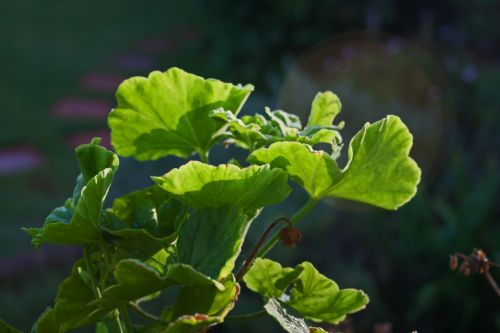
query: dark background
0 0 499 332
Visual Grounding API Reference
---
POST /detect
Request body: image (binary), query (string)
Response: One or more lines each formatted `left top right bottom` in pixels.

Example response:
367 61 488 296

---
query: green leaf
100 259 224 308
264 298 327 333
25 140 119 246
177 207 258 280
323 115 421 210
243 258 303 299
25 168 115 246
249 116 421 210
170 277 238 320
306 91 341 128
153 161 291 211
248 142 341 200
287 262 368 324
0 319 22 333
108 67 254 160
243 259 368 325
76 137 119 183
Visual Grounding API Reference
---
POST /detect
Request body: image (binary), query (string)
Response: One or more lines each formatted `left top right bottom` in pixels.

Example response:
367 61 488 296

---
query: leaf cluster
4 67 420 333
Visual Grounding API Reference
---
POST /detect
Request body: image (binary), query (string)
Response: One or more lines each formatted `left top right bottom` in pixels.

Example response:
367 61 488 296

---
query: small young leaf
108 67 253 160
177 207 258 280
249 115 421 210
306 91 341 128
264 298 327 333
153 161 291 212
76 137 119 183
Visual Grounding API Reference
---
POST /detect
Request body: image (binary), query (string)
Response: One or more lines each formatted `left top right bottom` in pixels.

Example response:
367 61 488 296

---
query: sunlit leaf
324 115 421 209
109 67 253 160
306 91 341 128
243 258 303 299
153 161 291 211
249 116 421 209
244 259 369 325
248 142 341 199
287 262 368 324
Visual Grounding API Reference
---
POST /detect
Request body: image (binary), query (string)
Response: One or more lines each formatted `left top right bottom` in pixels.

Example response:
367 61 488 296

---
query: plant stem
120 305 134 333
256 197 318 258
85 247 125 332
226 309 266 321
110 309 125 333
235 217 291 281
199 150 209 163
83 246 101 298
99 243 126 333
128 302 169 326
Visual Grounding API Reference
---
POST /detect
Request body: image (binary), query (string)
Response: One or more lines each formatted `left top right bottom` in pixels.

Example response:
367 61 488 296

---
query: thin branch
485 271 500 297
235 217 291 281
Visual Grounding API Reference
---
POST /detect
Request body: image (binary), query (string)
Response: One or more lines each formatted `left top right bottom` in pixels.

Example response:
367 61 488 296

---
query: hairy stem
226 309 266 321
256 197 318 258
235 217 292 281
128 302 169 326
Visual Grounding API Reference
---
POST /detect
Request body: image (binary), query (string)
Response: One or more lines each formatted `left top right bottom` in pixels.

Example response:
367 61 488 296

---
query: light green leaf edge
109 67 254 160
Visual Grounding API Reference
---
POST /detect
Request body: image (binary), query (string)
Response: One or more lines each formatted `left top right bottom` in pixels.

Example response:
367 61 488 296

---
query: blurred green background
0 0 499 332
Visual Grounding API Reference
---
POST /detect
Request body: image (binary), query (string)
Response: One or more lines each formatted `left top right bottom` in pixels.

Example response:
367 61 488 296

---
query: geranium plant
1 67 421 333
